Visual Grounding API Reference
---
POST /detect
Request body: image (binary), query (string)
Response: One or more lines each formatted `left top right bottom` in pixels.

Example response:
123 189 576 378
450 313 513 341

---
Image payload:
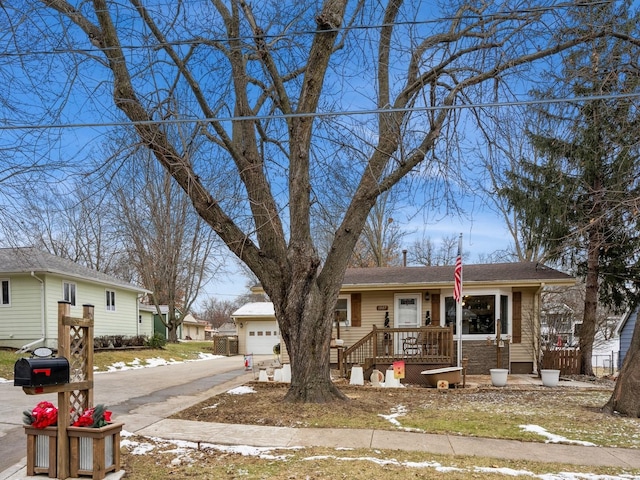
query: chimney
402 249 407 267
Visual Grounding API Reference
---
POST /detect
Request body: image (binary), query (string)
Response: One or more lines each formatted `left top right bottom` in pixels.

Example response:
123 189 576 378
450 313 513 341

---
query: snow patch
227 386 256 395
520 425 597 446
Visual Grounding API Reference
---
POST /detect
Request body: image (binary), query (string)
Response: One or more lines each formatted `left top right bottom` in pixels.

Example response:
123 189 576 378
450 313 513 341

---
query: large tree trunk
580 229 600 376
167 310 180 343
268 256 349 403
603 312 640 417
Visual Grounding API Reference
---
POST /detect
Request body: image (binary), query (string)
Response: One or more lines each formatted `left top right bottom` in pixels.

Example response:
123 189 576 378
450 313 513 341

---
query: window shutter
430 294 440 326
512 292 522 344
350 293 361 327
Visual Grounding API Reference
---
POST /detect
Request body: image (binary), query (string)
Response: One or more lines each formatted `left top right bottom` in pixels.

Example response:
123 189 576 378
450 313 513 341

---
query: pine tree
500 1 640 378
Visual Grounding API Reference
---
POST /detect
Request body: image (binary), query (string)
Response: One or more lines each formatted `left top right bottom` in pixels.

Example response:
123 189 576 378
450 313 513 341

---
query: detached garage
232 302 280 355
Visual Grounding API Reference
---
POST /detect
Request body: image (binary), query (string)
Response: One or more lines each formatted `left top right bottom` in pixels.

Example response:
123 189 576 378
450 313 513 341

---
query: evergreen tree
500 1 640 377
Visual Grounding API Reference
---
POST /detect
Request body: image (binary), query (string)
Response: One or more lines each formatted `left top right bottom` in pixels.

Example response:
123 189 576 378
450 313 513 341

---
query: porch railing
339 325 454 377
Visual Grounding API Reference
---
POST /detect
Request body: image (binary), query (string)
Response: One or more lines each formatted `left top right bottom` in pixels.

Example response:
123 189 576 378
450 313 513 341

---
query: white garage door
246 322 280 354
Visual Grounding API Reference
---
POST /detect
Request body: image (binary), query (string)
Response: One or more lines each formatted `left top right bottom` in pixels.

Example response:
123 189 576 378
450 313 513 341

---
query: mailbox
14 357 70 387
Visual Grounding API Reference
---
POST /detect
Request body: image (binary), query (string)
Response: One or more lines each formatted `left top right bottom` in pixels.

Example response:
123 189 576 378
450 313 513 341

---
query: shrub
145 333 167 349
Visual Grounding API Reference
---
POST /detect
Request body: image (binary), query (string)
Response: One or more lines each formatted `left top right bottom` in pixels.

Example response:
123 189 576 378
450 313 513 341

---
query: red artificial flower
72 404 112 428
26 401 58 429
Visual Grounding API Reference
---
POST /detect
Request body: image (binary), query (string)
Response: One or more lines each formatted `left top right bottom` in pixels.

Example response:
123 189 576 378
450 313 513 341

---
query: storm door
394 294 421 352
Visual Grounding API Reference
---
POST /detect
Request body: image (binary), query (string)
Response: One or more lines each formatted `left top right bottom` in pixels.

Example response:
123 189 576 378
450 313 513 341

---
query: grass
4 343 638 478
0 341 215 380
174 382 640 449
121 438 639 480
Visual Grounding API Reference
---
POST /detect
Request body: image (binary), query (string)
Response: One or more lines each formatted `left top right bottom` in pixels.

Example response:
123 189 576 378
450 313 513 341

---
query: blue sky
204 205 513 302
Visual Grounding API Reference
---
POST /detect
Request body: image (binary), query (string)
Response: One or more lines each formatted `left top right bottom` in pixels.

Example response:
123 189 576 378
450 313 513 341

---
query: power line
1 92 638 131
2 1 612 57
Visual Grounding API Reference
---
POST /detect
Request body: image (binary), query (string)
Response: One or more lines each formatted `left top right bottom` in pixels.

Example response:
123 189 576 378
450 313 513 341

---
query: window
63 282 76 306
106 290 116 311
445 294 509 336
335 295 351 326
1 279 9 306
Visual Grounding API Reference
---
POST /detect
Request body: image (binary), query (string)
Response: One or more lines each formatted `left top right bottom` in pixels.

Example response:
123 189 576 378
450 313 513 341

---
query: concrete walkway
2 373 638 479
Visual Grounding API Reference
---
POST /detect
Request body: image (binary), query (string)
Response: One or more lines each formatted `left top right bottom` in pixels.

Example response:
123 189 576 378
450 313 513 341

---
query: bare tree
407 234 461 266
349 192 406 267
111 148 220 342
7 0 623 402
474 107 551 263
197 298 240 329
0 182 131 278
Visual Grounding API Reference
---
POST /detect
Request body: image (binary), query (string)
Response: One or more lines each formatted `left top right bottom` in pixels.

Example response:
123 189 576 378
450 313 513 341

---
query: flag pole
455 233 463 367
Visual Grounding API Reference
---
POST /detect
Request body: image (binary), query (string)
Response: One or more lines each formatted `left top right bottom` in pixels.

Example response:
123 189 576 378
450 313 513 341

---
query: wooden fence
542 348 582 375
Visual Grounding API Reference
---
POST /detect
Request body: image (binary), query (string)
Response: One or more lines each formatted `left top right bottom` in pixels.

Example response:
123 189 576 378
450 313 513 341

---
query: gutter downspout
16 272 46 353
532 282 545 375
136 293 145 336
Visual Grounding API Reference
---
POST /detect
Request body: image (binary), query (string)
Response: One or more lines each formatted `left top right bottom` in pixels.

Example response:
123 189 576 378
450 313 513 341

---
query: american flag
453 235 462 303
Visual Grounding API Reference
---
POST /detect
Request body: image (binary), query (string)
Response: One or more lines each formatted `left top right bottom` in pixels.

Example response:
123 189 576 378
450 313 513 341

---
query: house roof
182 314 208 326
0 247 148 293
232 302 275 318
341 262 574 290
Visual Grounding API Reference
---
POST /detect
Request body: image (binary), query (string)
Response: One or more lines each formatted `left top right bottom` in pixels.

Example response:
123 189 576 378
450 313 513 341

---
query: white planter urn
349 365 364 385
281 363 291 383
540 369 560 387
490 368 509 387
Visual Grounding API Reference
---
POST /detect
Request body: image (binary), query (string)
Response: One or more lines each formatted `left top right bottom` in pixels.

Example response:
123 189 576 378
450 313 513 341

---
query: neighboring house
231 302 278 355
137 304 157 338
181 314 208 340
241 262 574 374
616 306 638 370
541 303 580 348
0 247 149 351
141 305 206 340
217 321 238 337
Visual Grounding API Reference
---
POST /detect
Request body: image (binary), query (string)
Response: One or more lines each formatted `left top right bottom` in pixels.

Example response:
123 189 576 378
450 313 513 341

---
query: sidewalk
2 374 637 479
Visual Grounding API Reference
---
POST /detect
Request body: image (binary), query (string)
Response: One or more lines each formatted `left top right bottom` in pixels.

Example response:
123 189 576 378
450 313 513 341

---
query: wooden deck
339 326 455 383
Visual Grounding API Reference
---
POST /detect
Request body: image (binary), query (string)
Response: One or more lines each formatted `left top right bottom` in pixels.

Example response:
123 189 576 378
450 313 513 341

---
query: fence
592 351 619 377
541 348 581 375
211 335 238 356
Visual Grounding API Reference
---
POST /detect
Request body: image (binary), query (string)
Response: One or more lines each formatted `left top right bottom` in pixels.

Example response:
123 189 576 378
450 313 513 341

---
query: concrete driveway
0 354 266 473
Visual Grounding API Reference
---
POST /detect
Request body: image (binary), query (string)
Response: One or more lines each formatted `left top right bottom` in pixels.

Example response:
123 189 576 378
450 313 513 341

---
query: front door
394 294 421 352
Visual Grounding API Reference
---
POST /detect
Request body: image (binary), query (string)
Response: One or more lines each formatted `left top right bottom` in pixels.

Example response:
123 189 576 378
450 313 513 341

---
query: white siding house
0 247 149 351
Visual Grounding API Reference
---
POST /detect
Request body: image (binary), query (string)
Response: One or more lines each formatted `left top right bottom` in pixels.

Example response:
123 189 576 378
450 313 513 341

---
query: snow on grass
99 354 224 373
121 432 640 479
520 425 597 446
227 385 256 395
378 404 408 427
378 404 424 433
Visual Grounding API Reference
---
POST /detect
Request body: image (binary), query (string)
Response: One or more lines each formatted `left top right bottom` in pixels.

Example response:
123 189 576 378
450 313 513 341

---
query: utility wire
1 92 638 131
2 1 613 57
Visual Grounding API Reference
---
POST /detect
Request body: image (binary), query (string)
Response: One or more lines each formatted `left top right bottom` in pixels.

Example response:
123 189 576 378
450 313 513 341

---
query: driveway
0 354 265 473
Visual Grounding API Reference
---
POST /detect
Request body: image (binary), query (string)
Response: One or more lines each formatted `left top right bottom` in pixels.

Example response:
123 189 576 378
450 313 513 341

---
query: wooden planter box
67 422 123 480
24 425 58 478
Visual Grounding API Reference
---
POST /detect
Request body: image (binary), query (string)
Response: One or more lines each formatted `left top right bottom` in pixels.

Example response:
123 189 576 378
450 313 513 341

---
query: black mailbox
14 357 70 387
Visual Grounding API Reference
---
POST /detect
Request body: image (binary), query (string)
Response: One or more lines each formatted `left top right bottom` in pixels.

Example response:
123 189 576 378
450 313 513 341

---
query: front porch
337 326 456 384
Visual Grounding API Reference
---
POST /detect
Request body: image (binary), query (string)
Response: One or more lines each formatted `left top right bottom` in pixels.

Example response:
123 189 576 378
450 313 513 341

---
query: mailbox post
18 302 97 479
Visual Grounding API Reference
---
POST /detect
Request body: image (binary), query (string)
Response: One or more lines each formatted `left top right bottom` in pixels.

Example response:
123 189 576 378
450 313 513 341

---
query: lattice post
57 301 94 479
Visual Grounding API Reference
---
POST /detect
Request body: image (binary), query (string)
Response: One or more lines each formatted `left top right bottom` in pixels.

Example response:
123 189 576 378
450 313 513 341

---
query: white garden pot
490 368 509 387
281 363 291 383
349 365 364 385
384 366 401 388
540 369 560 387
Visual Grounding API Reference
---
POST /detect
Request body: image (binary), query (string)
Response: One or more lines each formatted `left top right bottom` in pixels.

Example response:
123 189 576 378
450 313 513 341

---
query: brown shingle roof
342 262 573 288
